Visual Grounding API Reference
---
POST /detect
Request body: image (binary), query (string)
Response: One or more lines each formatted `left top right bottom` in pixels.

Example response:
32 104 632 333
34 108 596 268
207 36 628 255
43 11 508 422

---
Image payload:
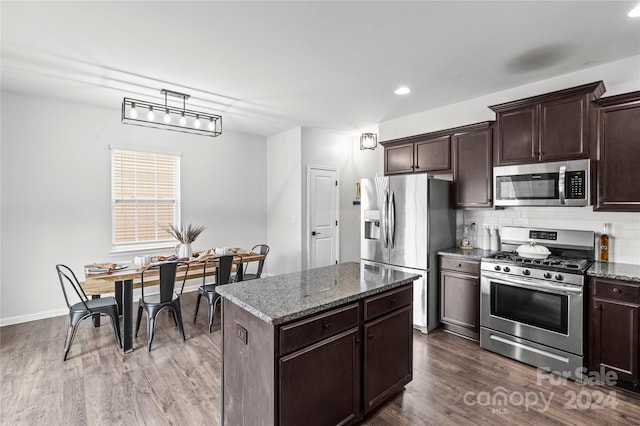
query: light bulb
130 103 138 119
179 112 186 126
194 115 201 128
208 118 214 131
147 106 155 121
164 109 171 124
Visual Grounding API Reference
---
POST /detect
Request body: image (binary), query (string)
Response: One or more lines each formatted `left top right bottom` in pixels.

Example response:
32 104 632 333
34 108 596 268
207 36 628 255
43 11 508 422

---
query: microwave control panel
565 171 586 199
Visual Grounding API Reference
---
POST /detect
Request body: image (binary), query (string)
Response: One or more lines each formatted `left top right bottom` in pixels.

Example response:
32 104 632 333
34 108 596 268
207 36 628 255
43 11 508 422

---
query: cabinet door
384 143 414 175
589 297 639 384
539 95 589 161
495 105 537 166
279 328 361 426
440 270 479 339
363 306 412 414
414 136 451 173
594 100 640 211
453 128 493 208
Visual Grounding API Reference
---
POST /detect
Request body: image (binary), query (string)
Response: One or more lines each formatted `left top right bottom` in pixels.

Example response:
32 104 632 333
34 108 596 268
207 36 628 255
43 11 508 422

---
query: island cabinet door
279 327 361 426
363 305 413 414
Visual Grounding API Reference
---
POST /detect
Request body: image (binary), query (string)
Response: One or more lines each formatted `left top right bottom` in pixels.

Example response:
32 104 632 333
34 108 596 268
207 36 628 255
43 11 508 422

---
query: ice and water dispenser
363 209 381 240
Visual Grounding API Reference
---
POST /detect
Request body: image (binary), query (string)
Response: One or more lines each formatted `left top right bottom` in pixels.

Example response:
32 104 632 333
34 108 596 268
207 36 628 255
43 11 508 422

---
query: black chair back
56 264 90 311
246 244 270 278
216 255 235 285
140 261 189 303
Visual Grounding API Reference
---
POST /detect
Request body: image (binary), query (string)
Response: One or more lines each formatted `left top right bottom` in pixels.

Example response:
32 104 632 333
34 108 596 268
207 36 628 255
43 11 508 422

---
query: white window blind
111 149 180 246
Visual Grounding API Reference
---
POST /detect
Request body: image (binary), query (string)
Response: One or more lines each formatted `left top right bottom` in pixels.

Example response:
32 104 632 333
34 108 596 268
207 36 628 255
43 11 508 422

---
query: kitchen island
215 262 420 426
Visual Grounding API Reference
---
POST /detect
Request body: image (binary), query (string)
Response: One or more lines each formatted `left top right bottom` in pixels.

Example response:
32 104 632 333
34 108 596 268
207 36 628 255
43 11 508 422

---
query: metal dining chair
194 255 235 332
56 264 122 361
243 244 270 280
135 261 189 351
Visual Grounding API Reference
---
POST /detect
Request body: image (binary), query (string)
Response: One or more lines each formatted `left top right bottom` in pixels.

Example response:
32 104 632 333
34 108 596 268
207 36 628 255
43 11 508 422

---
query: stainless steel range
480 226 595 379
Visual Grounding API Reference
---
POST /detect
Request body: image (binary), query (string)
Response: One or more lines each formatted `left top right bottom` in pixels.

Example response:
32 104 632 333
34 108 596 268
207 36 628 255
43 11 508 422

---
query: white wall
0 91 267 325
300 128 378 269
379 56 640 266
266 127 303 275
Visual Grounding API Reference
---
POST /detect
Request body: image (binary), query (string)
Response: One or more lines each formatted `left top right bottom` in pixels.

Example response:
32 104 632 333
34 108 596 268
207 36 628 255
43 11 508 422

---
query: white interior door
308 166 338 268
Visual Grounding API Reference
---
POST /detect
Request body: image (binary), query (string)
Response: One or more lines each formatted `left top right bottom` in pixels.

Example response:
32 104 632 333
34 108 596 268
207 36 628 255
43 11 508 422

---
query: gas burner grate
486 252 591 272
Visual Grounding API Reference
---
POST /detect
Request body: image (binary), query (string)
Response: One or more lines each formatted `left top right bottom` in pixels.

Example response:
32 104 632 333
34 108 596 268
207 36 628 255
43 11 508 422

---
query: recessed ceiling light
394 86 411 95
629 4 640 17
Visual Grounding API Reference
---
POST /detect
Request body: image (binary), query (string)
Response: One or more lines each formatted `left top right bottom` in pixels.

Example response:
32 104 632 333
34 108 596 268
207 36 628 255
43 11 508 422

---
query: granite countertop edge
587 261 640 283
217 275 418 325
437 247 498 260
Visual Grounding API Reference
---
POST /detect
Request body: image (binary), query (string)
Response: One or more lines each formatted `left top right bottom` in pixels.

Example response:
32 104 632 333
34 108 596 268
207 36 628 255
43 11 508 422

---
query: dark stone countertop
587 261 640 283
216 262 420 325
437 247 498 261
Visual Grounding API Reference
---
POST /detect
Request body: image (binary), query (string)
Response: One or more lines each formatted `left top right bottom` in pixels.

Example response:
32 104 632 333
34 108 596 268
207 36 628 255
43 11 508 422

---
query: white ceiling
2 1 639 137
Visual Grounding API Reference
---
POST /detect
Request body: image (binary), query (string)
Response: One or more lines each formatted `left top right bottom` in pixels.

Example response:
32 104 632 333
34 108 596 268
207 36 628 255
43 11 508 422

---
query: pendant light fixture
360 133 377 150
122 89 222 137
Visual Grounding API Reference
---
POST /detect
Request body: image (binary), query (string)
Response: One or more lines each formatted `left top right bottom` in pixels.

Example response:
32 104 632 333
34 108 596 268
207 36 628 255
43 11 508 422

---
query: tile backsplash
459 207 640 265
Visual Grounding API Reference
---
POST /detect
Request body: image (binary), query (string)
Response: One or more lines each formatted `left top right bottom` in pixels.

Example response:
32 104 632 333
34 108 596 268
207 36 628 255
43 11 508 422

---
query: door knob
312 231 321 236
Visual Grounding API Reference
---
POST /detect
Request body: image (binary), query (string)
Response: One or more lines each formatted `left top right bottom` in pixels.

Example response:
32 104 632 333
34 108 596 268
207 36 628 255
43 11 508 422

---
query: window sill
109 242 176 256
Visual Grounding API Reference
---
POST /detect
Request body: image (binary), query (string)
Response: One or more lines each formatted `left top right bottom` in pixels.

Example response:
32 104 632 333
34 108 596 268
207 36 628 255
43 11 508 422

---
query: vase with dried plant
167 223 206 259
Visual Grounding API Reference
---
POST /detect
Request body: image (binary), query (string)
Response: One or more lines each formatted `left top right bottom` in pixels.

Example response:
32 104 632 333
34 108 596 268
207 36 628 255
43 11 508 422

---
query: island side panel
222 298 276 426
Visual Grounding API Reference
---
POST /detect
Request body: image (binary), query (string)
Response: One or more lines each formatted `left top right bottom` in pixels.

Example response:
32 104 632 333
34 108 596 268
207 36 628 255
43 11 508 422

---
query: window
111 148 180 248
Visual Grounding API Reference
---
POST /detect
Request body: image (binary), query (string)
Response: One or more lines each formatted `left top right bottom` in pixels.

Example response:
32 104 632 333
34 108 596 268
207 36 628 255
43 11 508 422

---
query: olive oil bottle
599 223 610 262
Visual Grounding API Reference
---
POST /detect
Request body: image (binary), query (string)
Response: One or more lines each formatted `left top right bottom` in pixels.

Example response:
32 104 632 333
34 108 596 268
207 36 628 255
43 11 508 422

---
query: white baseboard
0 282 203 327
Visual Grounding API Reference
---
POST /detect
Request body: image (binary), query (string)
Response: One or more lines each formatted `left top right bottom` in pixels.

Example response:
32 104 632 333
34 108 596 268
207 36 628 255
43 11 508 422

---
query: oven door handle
483 272 583 295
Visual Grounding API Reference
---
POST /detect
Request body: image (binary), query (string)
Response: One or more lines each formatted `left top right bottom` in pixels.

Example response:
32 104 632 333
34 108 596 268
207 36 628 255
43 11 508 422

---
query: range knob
503 267 511 273
522 269 531 276
494 265 501 271
555 274 564 281
544 272 552 279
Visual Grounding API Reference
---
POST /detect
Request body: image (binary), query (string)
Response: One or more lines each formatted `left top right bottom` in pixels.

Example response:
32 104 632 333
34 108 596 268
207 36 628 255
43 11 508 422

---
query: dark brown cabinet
490 81 605 166
592 91 640 212
280 328 360 425
222 282 414 425
383 134 451 175
452 122 494 208
362 286 413 414
588 277 640 389
439 256 480 341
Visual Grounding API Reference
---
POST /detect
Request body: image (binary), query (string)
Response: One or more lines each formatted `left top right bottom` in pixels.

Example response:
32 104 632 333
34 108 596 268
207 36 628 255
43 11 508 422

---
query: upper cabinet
490 81 605 166
383 134 451 175
452 122 494 209
592 91 640 212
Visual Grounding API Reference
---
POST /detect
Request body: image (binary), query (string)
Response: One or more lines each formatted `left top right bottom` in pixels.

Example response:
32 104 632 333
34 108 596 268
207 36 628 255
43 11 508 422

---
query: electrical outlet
236 323 248 345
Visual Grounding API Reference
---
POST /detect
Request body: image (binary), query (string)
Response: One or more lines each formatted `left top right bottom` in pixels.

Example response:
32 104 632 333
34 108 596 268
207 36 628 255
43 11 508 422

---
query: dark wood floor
2 291 639 425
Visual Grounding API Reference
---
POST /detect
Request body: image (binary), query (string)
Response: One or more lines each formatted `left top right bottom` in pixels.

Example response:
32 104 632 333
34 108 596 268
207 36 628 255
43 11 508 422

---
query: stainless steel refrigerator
360 175 455 333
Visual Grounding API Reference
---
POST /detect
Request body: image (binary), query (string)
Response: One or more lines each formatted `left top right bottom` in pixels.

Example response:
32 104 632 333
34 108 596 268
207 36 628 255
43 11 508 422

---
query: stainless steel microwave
494 159 591 207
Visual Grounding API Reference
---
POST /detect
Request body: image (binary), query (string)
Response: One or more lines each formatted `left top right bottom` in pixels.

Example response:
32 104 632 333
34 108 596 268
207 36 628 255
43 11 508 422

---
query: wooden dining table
81 250 265 353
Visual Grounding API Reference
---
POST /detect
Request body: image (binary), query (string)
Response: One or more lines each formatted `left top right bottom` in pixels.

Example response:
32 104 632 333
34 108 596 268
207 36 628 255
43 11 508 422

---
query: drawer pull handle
322 321 331 329
367 333 374 340
390 297 397 304
457 264 462 268
612 288 621 294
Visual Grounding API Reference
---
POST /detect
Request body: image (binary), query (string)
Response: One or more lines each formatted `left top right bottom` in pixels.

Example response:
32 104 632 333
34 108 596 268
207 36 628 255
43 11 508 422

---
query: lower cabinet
439 256 480 341
280 328 361 425
363 306 413 414
588 277 640 389
223 283 414 425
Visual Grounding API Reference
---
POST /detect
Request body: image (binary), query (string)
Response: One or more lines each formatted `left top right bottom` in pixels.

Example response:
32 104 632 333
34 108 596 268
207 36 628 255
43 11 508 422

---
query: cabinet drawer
440 256 480 276
593 278 640 303
364 286 412 321
279 303 360 355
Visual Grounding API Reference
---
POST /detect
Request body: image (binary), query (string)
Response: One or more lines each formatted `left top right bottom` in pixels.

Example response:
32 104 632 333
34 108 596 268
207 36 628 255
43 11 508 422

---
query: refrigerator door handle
383 189 389 248
389 191 396 248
